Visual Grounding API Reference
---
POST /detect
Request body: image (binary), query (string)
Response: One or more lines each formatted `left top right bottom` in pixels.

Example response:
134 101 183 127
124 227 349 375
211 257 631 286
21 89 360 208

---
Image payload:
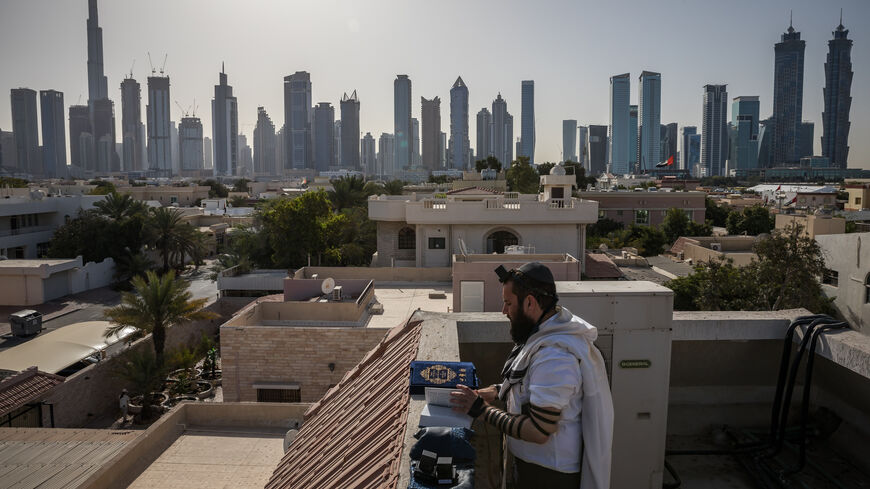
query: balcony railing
0 226 52 238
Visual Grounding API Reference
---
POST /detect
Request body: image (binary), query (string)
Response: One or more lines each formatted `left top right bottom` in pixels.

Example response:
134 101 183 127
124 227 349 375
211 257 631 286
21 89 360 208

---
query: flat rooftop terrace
128 427 285 489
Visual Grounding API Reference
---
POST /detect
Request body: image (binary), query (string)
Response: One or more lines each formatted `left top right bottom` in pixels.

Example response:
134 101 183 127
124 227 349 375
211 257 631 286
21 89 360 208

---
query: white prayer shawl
498 306 614 489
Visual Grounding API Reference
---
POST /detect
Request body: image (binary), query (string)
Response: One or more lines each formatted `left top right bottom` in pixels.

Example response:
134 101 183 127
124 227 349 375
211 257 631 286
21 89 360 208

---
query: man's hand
476 384 499 403
449 384 482 414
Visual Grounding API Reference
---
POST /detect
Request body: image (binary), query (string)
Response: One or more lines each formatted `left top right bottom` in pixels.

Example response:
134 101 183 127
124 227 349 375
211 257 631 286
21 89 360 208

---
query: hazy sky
1 0 868 169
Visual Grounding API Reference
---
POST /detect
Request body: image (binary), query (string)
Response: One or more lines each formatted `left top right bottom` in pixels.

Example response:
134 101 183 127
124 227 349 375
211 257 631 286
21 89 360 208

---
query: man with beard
450 262 613 489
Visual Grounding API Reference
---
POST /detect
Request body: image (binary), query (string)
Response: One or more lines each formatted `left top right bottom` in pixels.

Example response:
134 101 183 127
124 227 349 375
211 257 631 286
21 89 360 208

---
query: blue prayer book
409 361 478 395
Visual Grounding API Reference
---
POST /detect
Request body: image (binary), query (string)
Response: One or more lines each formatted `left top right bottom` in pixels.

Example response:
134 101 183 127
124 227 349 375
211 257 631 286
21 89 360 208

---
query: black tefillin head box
409 361 479 396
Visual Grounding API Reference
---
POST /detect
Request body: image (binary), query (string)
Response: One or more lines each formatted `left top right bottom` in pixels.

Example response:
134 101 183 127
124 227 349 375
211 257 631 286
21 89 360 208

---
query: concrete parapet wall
295 265 452 282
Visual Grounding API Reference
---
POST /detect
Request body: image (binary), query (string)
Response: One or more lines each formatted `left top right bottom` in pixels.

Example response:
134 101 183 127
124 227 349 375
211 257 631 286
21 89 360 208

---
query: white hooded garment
498 306 614 489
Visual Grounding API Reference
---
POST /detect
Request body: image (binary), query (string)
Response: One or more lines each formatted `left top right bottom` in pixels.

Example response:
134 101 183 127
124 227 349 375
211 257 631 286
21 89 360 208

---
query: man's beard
509 309 537 344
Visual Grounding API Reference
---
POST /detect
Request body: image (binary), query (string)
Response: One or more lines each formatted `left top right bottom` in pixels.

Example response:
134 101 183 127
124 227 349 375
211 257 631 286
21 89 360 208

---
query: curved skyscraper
822 16 853 169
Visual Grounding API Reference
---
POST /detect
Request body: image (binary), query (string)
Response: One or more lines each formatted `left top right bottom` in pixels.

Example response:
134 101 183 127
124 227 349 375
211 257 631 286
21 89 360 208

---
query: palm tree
113 348 165 421
148 207 191 272
94 192 148 220
383 180 405 195
327 175 368 210
104 270 217 366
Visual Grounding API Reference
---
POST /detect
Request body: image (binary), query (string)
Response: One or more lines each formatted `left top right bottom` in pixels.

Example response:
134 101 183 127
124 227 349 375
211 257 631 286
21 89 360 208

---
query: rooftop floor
128 426 286 489
368 283 452 328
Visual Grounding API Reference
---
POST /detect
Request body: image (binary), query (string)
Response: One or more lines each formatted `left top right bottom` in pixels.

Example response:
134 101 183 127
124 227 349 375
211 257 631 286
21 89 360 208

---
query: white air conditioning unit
332 286 342 301
557 281 673 489
710 243 722 252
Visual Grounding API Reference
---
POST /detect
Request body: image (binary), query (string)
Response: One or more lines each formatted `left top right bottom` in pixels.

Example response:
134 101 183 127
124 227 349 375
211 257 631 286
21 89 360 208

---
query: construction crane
174 101 192 118
147 52 155 75
159 54 168 75
190 99 197 117
127 59 135 79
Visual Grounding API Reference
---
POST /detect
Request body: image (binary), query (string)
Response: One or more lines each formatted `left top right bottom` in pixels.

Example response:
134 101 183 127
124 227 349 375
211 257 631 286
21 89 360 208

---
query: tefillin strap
498 303 557 401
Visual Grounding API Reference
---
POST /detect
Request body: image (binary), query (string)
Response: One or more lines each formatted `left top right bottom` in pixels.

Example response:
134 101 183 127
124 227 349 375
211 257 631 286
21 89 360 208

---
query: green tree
197 179 229 198
475 156 502 172
726 205 774 235
661 208 713 243
112 349 166 422
666 257 759 311
328 175 368 210
94 192 148 220
506 156 539 194
753 222 832 312
705 197 730 227
148 207 198 272
104 270 216 367
47 210 115 263
0 177 29 188
363 181 386 196
228 195 248 207
88 181 116 195
382 180 405 195
260 191 341 267
232 179 250 193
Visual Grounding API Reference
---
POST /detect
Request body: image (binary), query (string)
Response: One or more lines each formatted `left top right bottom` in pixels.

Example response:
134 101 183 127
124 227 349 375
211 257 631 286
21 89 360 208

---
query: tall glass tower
393 75 412 170
731 96 760 170
608 74 630 175
772 19 805 165
822 15 853 168
520 80 535 164
638 71 661 171
449 77 469 170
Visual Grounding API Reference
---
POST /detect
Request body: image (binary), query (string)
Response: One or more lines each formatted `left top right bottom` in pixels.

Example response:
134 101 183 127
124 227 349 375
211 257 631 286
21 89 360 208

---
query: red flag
655 155 675 168
776 185 781 191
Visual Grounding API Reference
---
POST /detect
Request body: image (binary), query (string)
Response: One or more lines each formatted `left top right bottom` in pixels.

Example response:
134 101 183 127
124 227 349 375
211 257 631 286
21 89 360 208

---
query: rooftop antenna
191 98 197 117
789 9 793 28
159 54 168 75
222 61 225 74
147 52 156 75
840 8 843 26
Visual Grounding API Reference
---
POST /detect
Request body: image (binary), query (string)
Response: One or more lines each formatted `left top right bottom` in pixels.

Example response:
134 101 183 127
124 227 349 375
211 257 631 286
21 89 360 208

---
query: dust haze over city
0 0 868 172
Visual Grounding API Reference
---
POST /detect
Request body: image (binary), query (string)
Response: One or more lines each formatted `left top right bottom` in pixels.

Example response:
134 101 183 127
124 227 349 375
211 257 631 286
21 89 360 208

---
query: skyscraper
170 121 179 175
701 84 728 177
449 77 469 171
661 122 678 166
577 126 589 170
334 120 342 166
361 132 376 176
203 136 213 169
238 134 252 177
822 16 853 168
520 80 535 164
0 130 16 171
730 96 760 170
680 126 699 172
476 108 492 161
39 90 66 178
588 125 608 176
411 118 421 167
313 102 334 172
638 71 662 171
421 97 442 171
562 120 577 162
10 88 39 174
120 77 144 171
147 76 171 175
68 105 90 170
254 107 276 176
340 91 360 170
377 133 395 178
212 66 238 177
440 132 448 169
772 19 806 165
284 71 312 170
178 117 203 171
799 121 814 158
757 118 774 169
608 74 630 175
86 0 117 174
491 94 513 167
394 75 412 170
629 105 638 173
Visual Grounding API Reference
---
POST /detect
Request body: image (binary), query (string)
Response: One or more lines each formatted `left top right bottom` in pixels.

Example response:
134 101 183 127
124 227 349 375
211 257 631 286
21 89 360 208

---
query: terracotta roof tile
584 252 624 279
265 318 422 489
0 367 64 416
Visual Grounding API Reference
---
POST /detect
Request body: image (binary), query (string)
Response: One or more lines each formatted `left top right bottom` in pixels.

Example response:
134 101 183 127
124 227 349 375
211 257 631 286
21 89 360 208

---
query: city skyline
0 0 868 171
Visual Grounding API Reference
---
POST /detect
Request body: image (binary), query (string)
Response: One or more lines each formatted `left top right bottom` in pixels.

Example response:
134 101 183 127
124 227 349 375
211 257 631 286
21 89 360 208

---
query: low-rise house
775 212 846 238
669 235 758 266
0 192 104 259
583 190 706 228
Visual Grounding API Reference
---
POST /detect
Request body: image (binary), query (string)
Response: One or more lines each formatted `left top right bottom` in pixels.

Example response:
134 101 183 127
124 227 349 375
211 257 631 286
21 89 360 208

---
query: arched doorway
486 230 519 254
397 227 416 250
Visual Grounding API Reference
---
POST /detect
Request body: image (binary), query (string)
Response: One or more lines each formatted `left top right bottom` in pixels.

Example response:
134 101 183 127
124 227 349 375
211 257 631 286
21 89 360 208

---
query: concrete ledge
794 325 870 380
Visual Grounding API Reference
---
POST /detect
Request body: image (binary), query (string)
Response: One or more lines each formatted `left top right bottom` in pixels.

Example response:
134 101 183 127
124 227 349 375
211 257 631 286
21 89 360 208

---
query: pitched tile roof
584 252 624 279
0 367 64 417
265 318 422 489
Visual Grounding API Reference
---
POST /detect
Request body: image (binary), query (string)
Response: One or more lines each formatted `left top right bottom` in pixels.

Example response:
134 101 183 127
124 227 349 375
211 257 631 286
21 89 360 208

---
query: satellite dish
321 278 336 295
